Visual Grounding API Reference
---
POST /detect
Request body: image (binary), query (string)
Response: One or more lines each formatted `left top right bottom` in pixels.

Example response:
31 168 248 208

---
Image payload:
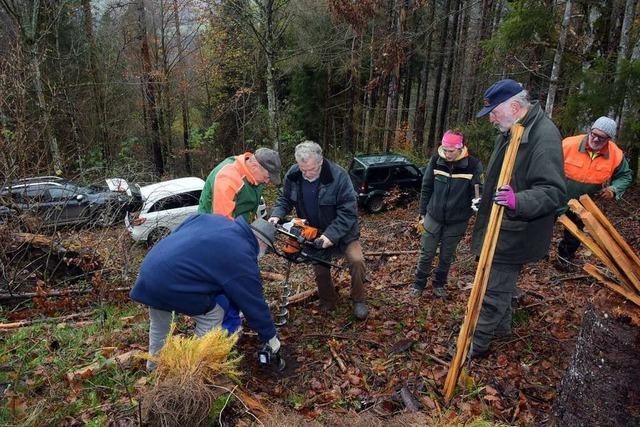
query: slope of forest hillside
0 187 638 425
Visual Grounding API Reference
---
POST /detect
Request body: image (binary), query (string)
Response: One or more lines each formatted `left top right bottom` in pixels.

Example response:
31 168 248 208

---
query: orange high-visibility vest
562 135 624 185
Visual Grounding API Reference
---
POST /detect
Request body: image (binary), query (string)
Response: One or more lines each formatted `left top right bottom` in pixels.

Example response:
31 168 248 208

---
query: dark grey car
0 179 134 227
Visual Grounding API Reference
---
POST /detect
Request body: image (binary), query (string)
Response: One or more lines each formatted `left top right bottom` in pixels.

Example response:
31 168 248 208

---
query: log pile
559 194 640 307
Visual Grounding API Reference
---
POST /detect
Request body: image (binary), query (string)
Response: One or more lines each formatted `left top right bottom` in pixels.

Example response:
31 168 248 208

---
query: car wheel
366 195 385 213
94 207 115 227
147 227 171 247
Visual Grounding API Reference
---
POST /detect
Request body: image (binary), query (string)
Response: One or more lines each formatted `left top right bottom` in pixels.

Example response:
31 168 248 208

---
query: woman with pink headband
411 130 483 298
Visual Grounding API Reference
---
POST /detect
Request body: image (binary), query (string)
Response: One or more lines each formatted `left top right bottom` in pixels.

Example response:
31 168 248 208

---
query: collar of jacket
236 152 259 185
513 101 544 145
436 146 469 167
579 136 611 159
288 158 335 185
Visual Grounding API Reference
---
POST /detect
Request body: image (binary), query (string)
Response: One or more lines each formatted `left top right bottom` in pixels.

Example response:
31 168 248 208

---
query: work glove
493 185 516 210
599 186 615 200
258 335 285 372
416 215 425 234
314 234 334 249
267 216 280 225
471 197 481 212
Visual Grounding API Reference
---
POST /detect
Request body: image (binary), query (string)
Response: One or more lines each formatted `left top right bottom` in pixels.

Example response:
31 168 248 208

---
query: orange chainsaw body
282 219 319 254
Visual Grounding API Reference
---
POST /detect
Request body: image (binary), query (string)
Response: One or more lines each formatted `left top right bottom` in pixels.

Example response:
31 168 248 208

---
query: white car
126 177 267 245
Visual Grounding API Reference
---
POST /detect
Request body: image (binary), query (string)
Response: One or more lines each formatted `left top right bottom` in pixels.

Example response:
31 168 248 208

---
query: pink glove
494 185 516 210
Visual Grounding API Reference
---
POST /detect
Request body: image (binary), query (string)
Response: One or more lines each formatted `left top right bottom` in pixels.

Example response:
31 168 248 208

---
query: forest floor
1 186 639 426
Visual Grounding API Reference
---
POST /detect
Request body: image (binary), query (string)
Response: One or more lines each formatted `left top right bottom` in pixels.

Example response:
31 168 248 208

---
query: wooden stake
558 215 633 292
443 123 525 402
578 194 640 277
583 264 640 308
568 200 640 293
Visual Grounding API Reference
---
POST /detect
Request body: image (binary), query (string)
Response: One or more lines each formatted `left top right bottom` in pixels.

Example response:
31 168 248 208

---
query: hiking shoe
409 287 424 298
353 301 369 320
432 286 447 298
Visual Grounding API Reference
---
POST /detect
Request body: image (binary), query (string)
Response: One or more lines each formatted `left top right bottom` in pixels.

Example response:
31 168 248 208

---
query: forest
1 0 640 426
1 0 639 180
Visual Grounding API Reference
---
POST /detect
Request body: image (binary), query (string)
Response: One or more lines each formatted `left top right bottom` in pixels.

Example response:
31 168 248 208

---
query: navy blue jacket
271 158 359 247
129 214 276 342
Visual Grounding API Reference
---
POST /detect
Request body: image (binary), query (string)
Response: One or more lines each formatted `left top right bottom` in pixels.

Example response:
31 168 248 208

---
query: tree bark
172 0 192 174
383 0 404 152
554 304 640 425
426 0 451 152
82 0 110 168
436 0 460 140
136 0 164 177
610 0 638 120
263 0 280 151
545 0 572 118
458 0 482 123
413 0 436 151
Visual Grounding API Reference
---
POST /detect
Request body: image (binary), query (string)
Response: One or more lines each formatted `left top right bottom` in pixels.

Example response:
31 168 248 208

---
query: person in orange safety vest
557 116 633 266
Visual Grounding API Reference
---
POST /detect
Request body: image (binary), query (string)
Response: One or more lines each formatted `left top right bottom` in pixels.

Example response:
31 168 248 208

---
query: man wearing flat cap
557 116 633 266
130 215 283 370
466 79 566 358
198 147 281 221
197 147 281 335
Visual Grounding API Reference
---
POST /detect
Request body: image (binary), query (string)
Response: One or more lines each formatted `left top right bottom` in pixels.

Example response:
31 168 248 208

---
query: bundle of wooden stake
559 194 640 307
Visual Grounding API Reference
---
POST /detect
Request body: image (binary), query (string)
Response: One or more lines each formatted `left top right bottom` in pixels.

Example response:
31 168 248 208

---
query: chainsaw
270 218 342 327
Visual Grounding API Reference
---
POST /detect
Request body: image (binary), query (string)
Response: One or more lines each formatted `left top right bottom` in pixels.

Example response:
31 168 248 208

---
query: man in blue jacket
269 141 368 320
130 214 281 370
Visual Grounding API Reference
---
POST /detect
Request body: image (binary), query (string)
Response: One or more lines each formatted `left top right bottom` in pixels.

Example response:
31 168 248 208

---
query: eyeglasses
589 131 609 142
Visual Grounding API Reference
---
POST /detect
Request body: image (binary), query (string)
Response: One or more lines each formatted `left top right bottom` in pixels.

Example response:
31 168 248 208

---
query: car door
24 185 58 225
365 167 391 192
47 185 87 224
390 165 422 190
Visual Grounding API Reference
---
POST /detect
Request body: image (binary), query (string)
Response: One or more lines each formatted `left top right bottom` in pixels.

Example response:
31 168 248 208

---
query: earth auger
271 218 343 327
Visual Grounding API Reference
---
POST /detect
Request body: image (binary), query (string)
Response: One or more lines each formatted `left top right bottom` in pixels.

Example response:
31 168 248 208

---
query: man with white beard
463 79 566 359
130 215 282 370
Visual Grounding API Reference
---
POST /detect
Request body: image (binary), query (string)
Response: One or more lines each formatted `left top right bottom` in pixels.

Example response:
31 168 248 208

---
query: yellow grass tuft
145 324 242 382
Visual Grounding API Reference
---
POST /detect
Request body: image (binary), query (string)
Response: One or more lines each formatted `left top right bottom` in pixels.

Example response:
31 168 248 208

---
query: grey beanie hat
250 218 276 251
591 116 617 139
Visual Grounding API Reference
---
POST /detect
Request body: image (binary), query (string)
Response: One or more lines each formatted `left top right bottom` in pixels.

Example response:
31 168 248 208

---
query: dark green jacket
471 101 566 264
420 147 483 224
272 159 359 246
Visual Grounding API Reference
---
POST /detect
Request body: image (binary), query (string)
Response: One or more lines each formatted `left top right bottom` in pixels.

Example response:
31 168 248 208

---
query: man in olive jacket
269 141 368 320
470 79 566 358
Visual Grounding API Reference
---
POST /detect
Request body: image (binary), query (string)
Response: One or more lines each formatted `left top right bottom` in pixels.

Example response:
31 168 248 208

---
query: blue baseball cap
476 79 524 118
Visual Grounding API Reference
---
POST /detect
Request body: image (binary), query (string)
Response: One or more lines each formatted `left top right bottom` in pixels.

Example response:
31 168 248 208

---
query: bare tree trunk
31 48 62 174
263 0 280 151
413 0 436 151
619 37 640 178
172 0 192 174
610 0 638 120
82 0 110 169
343 36 357 155
545 0 572 118
427 0 451 152
383 0 404 152
457 0 482 123
436 0 460 140
137 0 164 177
363 25 375 152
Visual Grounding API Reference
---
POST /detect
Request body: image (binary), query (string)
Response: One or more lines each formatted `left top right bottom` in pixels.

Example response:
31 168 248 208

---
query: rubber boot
432 270 448 298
